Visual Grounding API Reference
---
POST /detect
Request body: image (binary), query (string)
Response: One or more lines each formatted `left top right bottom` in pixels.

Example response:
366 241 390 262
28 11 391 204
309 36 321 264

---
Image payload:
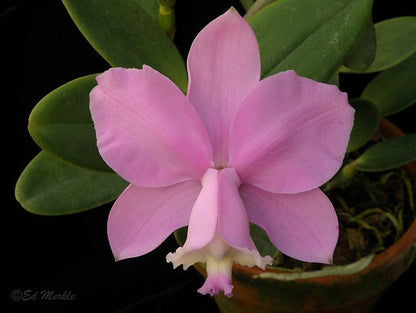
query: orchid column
89 8 354 297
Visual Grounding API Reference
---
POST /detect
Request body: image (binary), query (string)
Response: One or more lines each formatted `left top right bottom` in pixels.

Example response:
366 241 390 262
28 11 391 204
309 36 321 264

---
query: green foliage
29 74 110 172
62 0 187 91
365 16 416 72
342 18 376 72
361 53 416 116
174 226 188 246
248 0 373 82
136 0 159 19
341 16 416 73
15 151 128 215
347 99 380 152
353 134 416 172
250 224 278 258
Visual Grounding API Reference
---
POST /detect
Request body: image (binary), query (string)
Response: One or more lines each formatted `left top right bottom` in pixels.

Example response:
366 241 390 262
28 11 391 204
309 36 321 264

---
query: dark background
3 1 415 312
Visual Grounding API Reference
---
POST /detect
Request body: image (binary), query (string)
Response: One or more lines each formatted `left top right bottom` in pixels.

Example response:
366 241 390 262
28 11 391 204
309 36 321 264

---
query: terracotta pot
195 119 416 313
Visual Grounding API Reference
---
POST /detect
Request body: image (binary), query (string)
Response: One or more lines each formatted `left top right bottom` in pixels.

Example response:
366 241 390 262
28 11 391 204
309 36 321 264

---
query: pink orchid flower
89 8 354 297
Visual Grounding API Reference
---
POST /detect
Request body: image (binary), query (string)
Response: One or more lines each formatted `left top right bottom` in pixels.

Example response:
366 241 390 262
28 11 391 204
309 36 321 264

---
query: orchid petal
241 184 338 264
229 70 354 193
218 168 256 251
90 66 213 187
181 168 219 252
108 181 201 260
187 8 260 166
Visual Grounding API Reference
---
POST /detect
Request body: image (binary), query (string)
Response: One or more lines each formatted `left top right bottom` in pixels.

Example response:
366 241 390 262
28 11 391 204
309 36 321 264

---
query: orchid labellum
89 8 354 297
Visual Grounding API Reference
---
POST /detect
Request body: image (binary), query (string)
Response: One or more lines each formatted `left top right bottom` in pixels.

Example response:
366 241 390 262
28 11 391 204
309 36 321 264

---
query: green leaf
136 0 159 20
244 0 277 19
174 226 188 246
29 74 109 172
347 99 380 152
361 53 416 116
62 0 187 91
250 223 278 258
15 151 128 215
340 16 416 73
342 18 376 72
248 0 372 82
353 133 416 172
365 16 416 73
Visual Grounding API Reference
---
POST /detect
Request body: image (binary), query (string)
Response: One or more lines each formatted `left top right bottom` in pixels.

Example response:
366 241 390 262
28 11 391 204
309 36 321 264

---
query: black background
3 1 416 312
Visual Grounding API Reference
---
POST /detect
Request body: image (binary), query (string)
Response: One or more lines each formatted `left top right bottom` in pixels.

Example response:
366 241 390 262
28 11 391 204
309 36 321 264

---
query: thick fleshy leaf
248 0 372 82
342 16 416 73
108 181 200 260
90 67 213 187
229 70 354 194
361 53 416 116
136 0 158 20
249 223 278 258
62 0 187 91
218 168 256 251
244 0 277 19
186 8 260 165
15 151 128 216
29 74 110 172
346 99 380 152
353 133 416 172
173 227 188 246
342 17 376 72
241 185 338 264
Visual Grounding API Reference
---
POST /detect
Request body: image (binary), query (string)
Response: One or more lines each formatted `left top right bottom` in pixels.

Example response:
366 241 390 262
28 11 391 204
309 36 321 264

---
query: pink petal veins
241 184 339 264
229 70 354 193
90 66 213 188
187 8 261 166
108 181 201 261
